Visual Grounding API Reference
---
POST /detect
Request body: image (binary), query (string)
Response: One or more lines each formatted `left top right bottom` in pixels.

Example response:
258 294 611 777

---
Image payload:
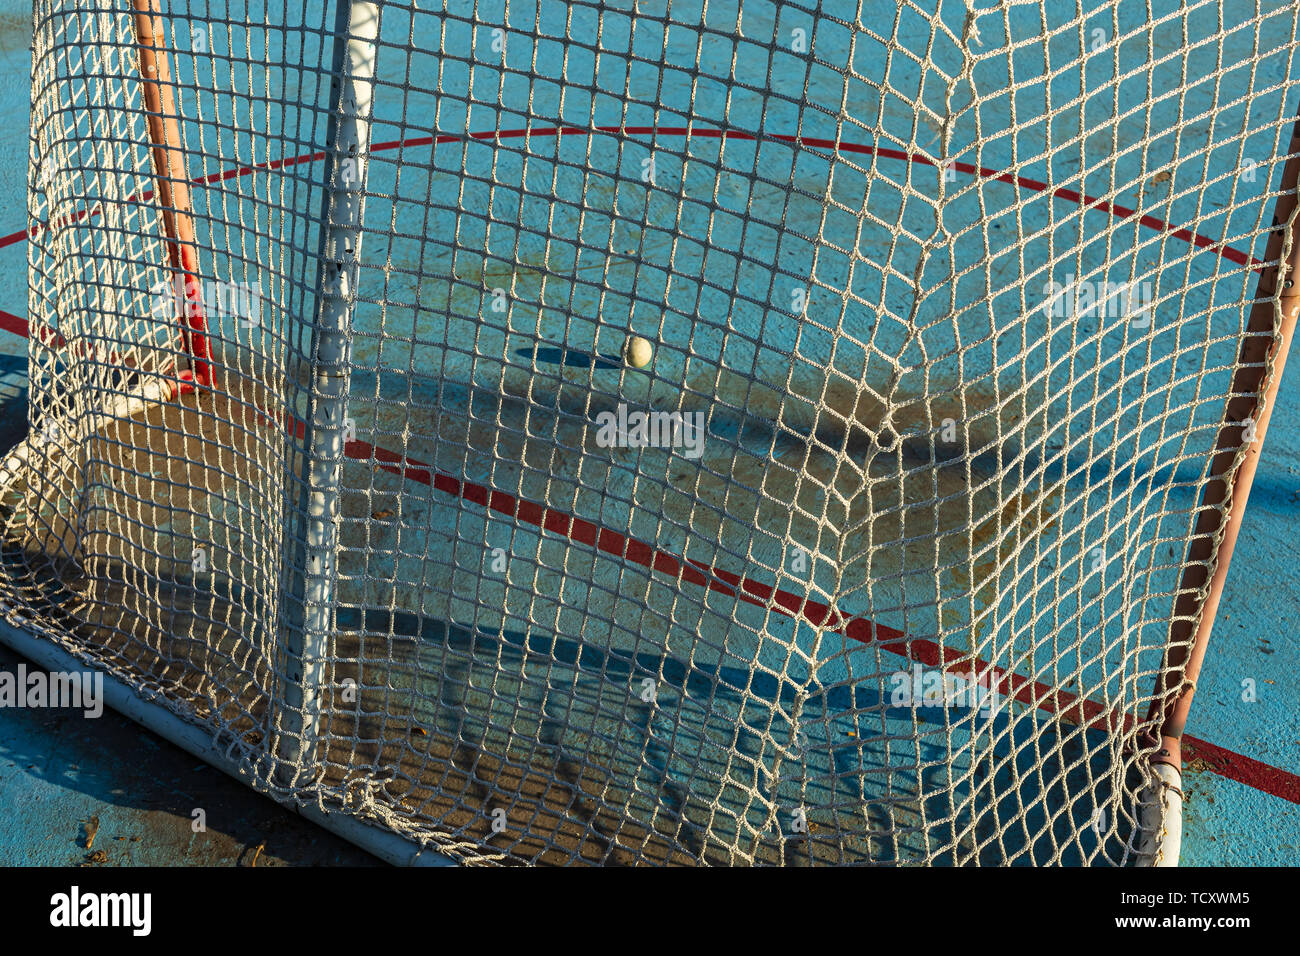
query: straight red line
1181 735 1300 804
338 435 1300 804
0 309 27 339
4 356 1294 803
1 126 1292 803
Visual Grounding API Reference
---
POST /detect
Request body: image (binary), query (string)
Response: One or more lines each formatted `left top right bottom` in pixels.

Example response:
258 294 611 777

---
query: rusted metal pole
130 0 212 388
1147 112 1300 769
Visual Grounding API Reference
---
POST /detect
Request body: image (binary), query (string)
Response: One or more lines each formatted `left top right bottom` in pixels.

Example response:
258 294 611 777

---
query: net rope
3 0 1299 864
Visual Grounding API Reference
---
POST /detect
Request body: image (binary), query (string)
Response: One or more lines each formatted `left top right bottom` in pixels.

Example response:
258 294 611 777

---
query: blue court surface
0 0 1296 864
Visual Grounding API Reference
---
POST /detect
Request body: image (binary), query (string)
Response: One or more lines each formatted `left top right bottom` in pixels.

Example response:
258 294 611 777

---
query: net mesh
3 0 1299 864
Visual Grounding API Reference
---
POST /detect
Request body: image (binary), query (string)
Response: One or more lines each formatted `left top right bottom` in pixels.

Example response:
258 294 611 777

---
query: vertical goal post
129 0 211 391
1142 109 1300 857
277 0 380 788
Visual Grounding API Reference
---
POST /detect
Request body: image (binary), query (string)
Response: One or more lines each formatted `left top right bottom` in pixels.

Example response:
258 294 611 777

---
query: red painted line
199 388 1300 805
2 128 1293 804
336 433 1298 804
0 309 27 338
1182 735 1300 804
0 124 1258 268
607 126 1258 268
0 307 90 355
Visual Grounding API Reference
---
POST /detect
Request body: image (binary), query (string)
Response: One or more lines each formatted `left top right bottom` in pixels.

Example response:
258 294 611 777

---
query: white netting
3 0 1298 864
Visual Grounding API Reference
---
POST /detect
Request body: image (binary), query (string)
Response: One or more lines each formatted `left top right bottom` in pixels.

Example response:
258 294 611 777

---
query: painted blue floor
0 0 1295 865
0 641 377 865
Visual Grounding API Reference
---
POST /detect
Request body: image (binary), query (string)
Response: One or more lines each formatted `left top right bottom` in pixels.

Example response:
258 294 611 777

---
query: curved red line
0 125 1256 270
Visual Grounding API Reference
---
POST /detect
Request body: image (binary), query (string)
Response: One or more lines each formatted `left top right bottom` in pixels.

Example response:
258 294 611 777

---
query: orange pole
1147 111 1300 768
130 0 211 388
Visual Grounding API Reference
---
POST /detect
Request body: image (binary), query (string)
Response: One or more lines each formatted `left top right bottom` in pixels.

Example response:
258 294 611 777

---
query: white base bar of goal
0 611 457 866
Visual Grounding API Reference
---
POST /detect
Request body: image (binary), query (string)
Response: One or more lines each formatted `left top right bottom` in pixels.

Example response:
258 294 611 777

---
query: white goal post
2 0 1299 865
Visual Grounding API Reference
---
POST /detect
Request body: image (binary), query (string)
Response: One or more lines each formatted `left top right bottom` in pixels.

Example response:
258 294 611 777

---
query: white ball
625 335 654 368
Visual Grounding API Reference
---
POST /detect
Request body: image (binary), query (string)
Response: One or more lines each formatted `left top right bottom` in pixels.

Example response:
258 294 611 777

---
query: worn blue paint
0 0 1294 865
0 644 377 865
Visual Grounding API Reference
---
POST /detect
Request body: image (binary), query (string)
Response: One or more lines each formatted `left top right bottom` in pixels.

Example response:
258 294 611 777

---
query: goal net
3 0 1298 865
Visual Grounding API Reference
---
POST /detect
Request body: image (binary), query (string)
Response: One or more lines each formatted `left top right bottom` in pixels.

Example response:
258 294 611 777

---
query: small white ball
625 335 654 369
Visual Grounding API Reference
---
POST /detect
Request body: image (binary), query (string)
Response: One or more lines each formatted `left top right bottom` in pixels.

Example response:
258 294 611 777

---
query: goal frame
129 0 211 391
4 0 1299 866
274 0 379 790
